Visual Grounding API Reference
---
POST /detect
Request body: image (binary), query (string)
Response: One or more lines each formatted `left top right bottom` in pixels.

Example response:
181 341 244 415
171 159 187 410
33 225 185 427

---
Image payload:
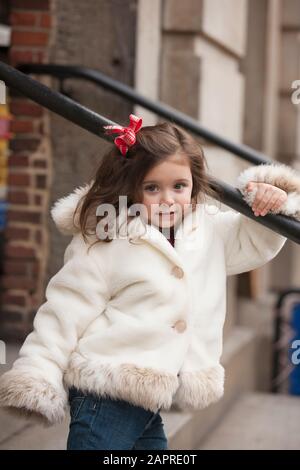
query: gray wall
47 0 137 280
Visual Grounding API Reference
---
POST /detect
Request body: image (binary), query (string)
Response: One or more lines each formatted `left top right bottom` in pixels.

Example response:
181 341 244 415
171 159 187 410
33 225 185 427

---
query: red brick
7 190 29 205
36 50 46 63
7 173 30 186
4 226 30 240
40 13 51 28
4 245 35 259
10 50 33 66
10 11 37 26
12 31 49 47
11 0 50 10
10 101 43 117
2 293 27 307
8 155 29 167
8 210 41 224
2 260 28 275
11 119 34 134
2 275 36 291
10 138 40 152
15 50 47 65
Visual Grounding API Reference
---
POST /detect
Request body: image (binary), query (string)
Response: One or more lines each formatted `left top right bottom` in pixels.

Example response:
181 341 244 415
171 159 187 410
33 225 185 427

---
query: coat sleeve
0 236 110 426
217 162 300 276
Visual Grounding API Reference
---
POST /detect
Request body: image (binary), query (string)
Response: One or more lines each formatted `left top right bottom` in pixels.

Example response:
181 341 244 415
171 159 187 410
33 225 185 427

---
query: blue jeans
66 386 168 450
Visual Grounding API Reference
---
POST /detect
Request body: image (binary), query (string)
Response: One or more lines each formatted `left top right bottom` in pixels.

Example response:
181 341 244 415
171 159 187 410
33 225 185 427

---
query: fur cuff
0 369 68 426
171 365 225 411
236 163 300 221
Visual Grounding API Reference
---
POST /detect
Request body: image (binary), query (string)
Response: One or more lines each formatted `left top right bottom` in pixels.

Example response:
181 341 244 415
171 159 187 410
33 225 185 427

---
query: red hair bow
103 114 143 156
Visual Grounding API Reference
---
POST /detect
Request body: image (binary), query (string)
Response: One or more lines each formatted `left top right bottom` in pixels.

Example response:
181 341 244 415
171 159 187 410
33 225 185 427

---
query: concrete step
197 392 300 450
166 325 258 449
236 293 283 392
0 326 257 449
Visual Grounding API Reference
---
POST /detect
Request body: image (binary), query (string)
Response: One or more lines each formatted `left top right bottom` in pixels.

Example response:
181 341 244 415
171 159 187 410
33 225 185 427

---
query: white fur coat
0 163 299 426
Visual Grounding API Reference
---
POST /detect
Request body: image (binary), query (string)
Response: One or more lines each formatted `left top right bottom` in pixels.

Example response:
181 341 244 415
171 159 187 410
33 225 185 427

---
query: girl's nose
160 191 175 205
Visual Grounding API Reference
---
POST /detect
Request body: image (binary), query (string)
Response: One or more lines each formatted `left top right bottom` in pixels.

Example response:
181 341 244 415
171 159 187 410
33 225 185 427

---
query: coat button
172 320 187 333
171 266 184 278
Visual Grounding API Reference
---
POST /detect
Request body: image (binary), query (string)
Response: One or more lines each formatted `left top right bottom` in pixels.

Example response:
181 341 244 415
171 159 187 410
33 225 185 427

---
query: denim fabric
66 386 168 450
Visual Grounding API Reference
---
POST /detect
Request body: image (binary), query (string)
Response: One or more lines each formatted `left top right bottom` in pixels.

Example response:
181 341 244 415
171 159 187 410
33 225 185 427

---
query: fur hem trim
63 353 179 413
0 369 68 426
171 365 225 410
236 163 300 221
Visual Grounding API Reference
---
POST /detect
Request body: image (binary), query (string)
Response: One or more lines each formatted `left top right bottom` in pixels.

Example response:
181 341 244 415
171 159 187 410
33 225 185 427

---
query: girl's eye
144 183 187 192
144 185 158 192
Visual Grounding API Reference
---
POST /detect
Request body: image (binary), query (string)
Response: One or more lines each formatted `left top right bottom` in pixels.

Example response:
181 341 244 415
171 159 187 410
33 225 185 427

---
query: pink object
103 114 143 156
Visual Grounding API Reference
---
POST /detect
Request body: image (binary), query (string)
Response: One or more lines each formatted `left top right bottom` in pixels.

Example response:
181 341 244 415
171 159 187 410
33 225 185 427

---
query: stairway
197 392 300 450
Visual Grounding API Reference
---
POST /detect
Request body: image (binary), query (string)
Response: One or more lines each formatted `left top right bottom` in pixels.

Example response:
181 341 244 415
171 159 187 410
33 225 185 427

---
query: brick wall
0 0 53 340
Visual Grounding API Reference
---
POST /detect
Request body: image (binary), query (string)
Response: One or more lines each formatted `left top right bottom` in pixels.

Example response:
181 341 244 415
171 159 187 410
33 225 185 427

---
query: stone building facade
0 0 299 400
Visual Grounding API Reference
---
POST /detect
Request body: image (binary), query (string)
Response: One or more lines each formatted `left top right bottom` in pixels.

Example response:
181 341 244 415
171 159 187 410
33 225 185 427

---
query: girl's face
140 153 193 229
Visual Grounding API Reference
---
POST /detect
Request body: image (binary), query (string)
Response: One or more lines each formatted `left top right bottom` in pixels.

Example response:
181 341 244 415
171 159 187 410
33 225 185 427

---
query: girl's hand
245 182 288 216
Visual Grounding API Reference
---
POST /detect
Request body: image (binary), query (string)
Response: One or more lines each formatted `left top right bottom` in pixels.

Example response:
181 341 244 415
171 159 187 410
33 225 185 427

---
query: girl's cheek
181 191 192 205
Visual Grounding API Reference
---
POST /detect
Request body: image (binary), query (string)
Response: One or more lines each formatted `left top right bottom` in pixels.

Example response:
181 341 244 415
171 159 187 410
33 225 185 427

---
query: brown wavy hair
74 121 222 246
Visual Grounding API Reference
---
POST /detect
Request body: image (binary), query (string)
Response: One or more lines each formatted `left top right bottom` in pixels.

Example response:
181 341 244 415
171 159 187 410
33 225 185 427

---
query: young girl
0 115 299 451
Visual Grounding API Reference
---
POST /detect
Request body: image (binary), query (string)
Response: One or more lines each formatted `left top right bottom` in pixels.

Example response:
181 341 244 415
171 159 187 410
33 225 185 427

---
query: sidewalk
198 392 300 450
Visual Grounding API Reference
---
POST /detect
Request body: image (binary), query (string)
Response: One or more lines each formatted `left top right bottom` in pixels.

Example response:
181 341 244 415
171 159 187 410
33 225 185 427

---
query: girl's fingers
260 196 278 216
252 187 274 214
248 182 288 217
269 194 287 212
252 186 265 211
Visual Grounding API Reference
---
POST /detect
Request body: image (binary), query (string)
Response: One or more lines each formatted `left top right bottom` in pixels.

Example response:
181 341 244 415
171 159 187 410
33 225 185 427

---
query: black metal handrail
0 60 299 244
18 63 271 166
